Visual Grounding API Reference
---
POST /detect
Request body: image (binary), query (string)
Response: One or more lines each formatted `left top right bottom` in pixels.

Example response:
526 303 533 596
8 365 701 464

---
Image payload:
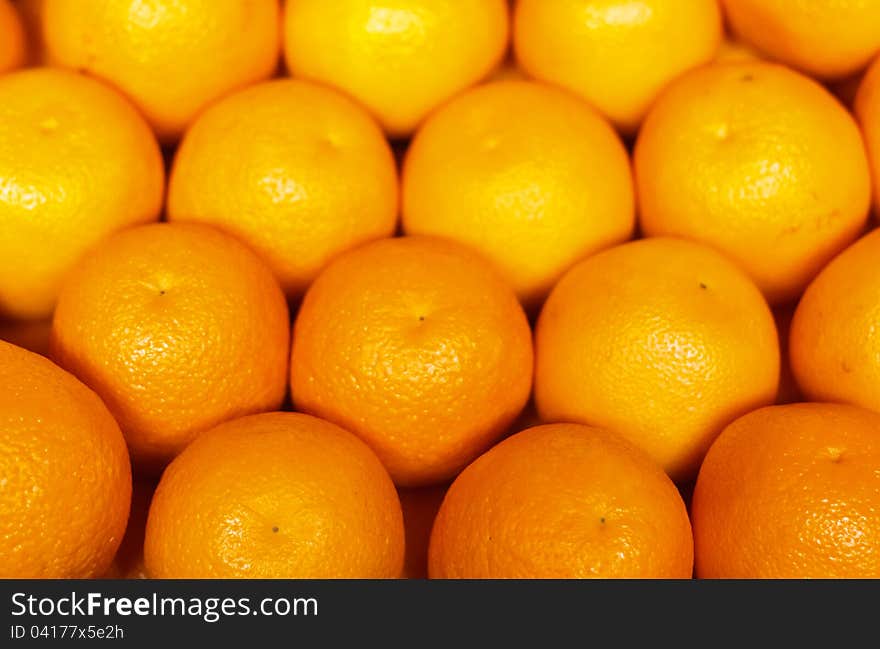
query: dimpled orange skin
0 0 25 73
790 230 880 413
291 236 533 488
535 237 779 482
429 424 693 579
513 0 721 135
402 80 634 309
145 412 405 579
635 62 871 306
41 0 280 143
0 68 163 320
50 223 290 470
0 340 131 578
283 0 509 137
168 80 398 299
856 55 880 215
722 0 880 80
693 403 880 578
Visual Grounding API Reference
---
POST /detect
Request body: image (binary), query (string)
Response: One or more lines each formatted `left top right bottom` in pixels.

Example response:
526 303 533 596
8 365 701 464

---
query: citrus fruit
513 0 722 134
713 36 763 64
0 67 163 320
50 223 290 470
0 0 25 73
429 423 693 579
41 0 281 142
856 54 880 215
283 0 509 137
635 62 871 305
534 237 779 482
144 412 405 579
693 403 880 578
290 236 533 487
722 0 880 80
168 79 398 299
790 229 880 413
0 340 131 578
402 80 634 309
399 483 448 579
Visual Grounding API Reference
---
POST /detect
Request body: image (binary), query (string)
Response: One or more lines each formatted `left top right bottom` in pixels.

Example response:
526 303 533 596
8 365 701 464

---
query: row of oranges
2 0 880 579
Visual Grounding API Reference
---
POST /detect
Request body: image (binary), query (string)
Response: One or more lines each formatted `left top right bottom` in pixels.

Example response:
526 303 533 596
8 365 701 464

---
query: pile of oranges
2 0 880 580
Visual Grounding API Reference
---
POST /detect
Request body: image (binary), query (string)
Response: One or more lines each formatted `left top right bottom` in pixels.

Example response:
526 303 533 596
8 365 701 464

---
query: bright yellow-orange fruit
51 223 290 470
513 0 722 134
0 0 25 73
0 340 131 578
429 423 693 578
635 62 871 305
41 0 280 142
283 0 509 137
713 36 763 64
0 68 163 320
790 230 880 413
722 0 880 80
168 80 398 299
535 237 779 482
402 80 634 309
145 412 405 579
291 236 533 487
693 403 880 578
856 54 880 215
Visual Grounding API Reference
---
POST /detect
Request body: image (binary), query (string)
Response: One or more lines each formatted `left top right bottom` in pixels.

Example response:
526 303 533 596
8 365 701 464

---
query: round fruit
41 0 280 142
693 403 880 578
429 423 693 578
291 236 533 487
0 68 163 320
0 0 25 73
399 483 448 579
535 237 779 482
635 62 871 305
144 412 404 578
856 54 880 215
0 340 131 578
168 79 398 299
283 0 509 137
513 0 721 134
722 0 880 80
402 80 634 309
50 223 290 470
790 229 880 413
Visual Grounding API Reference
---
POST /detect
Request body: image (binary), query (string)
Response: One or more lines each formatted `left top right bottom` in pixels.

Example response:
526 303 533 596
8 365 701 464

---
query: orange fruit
283 0 509 137
635 62 871 305
790 229 880 413
693 403 880 578
103 476 156 579
713 36 763 64
535 237 779 482
291 236 533 487
40 0 280 142
144 412 404 578
168 79 398 299
0 68 163 320
513 0 722 134
51 223 290 470
399 483 448 579
0 0 25 73
722 0 880 80
856 54 880 215
0 340 131 578
402 80 634 309
429 423 693 578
